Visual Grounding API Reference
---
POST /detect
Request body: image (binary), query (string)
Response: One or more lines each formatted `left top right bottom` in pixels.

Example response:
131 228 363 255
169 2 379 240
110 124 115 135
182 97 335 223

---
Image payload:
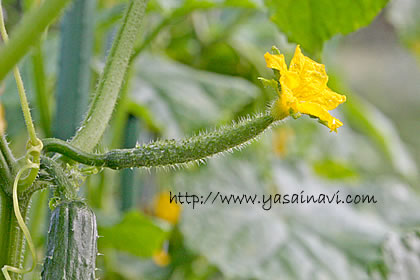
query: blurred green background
1 0 419 279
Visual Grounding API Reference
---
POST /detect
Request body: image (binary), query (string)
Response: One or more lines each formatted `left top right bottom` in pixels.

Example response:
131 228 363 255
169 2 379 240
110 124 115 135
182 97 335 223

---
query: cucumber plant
0 0 348 279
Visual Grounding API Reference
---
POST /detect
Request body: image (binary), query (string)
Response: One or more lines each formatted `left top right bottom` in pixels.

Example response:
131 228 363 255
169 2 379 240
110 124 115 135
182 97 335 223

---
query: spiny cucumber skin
41 201 97 280
104 114 274 169
43 114 275 169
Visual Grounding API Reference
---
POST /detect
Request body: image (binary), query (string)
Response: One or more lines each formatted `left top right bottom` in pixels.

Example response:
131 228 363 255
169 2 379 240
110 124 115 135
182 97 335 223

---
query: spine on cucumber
41 201 97 280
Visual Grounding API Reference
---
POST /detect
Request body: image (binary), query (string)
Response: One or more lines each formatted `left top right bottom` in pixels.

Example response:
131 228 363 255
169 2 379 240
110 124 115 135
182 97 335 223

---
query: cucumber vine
0 2 41 279
0 0 347 278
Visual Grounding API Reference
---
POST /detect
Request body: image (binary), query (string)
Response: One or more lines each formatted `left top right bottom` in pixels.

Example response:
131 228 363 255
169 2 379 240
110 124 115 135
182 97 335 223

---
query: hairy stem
0 135 13 190
0 0 73 82
71 0 148 152
0 151 12 190
54 0 95 140
0 135 15 171
37 156 76 200
1 2 43 195
0 2 37 145
0 196 31 280
43 114 275 169
0 191 12 275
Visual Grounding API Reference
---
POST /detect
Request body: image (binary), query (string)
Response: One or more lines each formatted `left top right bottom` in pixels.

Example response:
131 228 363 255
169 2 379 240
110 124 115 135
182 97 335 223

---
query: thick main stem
0 150 12 189
0 0 73 82
0 135 15 178
71 0 148 152
0 191 12 275
0 195 31 280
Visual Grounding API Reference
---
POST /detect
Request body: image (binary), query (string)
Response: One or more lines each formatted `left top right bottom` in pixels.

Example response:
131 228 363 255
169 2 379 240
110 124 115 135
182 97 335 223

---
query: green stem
0 2 37 145
43 113 275 169
0 196 31 280
38 156 76 200
0 150 12 190
54 0 95 140
0 135 15 170
0 136 16 197
23 189 48 273
71 0 148 152
0 191 12 276
0 0 73 82
0 136 14 190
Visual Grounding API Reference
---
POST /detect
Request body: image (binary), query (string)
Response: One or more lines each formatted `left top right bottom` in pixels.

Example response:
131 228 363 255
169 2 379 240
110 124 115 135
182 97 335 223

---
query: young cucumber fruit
41 200 98 280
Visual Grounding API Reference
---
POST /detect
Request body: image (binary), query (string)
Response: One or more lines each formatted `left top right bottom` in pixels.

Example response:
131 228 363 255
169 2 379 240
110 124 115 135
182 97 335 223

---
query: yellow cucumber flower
153 248 171 267
264 45 346 132
154 191 181 225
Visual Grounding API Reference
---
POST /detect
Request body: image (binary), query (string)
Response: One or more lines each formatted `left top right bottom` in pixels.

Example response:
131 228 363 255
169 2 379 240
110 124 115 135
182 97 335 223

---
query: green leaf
99 211 169 258
264 0 389 54
54 0 95 140
132 54 259 136
381 231 420 279
149 0 261 14
71 0 148 152
0 0 73 82
177 157 389 279
342 96 417 180
312 158 358 180
175 143 420 279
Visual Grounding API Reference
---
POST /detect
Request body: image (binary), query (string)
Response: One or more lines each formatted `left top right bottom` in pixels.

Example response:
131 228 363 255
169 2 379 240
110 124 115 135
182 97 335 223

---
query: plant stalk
44 113 275 169
0 135 16 173
0 195 31 280
71 0 148 152
0 191 12 275
0 0 73 82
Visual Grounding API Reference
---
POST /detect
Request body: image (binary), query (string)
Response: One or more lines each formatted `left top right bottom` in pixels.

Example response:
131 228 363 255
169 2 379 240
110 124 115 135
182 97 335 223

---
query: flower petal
280 71 300 90
296 101 343 132
298 87 347 111
289 45 325 78
264 52 287 74
288 45 329 97
264 45 346 130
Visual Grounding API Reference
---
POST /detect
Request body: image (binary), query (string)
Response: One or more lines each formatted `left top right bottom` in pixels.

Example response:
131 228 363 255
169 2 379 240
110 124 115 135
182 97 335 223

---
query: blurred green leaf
131 54 259 136
381 231 420 280
149 0 261 14
2 36 58 140
387 0 420 50
264 0 389 54
99 211 169 258
312 158 358 180
343 96 417 180
54 0 95 140
175 154 400 279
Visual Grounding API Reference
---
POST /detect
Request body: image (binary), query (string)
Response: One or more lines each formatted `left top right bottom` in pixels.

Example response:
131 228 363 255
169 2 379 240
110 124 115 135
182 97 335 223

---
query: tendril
1 155 39 279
